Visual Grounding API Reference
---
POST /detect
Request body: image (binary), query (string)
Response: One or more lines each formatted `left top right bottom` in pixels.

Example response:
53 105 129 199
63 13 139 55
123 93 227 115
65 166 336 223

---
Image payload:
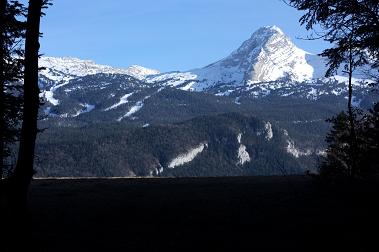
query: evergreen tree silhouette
0 1 25 179
361 103 379 175
287 0 379 177
9 0 50 212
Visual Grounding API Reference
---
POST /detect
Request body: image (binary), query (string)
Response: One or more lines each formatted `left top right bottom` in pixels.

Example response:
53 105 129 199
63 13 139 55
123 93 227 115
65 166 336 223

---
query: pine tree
320 104 379 178
1 1 26 179
320 110 364 177
8 0 51 212
361 103 379 175
288 0 379 177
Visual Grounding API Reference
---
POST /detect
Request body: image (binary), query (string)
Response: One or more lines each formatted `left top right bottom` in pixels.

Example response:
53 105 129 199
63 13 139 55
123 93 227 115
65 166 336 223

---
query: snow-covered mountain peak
187 26 316 90
39 56 159 81
39 56 161 106
265 25 284 34
125 65 160 78
227 25 294 66
244 26 314 83
248 25 284 41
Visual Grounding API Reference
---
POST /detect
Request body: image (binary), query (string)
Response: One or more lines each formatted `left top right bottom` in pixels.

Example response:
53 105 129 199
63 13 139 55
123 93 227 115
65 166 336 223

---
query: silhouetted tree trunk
0 1 25 183
347 38 358 177
11 0 43 211
0 0 7 180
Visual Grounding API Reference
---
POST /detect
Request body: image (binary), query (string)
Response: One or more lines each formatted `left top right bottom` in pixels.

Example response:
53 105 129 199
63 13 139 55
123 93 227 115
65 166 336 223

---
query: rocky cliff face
193 26 315 87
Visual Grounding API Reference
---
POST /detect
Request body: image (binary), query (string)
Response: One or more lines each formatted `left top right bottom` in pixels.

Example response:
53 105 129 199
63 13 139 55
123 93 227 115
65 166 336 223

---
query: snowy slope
38 26 375 117
195 26 315 87
39 26 370 96
145 26 374 92
39 57 160 106
39 57 160 82
143 26 327 91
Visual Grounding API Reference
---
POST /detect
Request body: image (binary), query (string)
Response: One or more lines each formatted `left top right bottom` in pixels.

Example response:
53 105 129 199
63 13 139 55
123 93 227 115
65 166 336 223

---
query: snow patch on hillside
40 57 159 80
104 92 134 111
168 143 207 168
283 130 312 158
237 133 251 165
117 101 144 121
73 103 95 117
146 72 197 89
286 139 312 158
332 75 374 86
117 95 151 121
43 90 59 106
264 122 273 140
125 65 160 80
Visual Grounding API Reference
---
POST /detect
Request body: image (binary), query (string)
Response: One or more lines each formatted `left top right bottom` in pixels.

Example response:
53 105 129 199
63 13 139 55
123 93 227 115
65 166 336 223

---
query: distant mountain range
35 26 378 177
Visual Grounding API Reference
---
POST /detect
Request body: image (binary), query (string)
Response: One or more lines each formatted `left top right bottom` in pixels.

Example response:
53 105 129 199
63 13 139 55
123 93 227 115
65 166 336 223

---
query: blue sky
40 0 328 72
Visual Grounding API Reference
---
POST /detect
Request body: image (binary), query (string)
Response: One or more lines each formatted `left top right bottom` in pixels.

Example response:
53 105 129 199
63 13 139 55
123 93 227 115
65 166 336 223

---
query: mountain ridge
39 25 372 93
39 56 160 81
33 26 378 177
38 25 375 120
192 26 315 86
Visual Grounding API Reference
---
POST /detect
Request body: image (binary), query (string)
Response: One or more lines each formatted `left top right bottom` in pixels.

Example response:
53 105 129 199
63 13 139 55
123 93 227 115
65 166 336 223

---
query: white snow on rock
215 89 235 96
82 103 95 113
38 25 375 121
286 139 312 158
237 145 251 165
117 95 152 122
43 90 59 106
332 75 373 87
143 26 371 94
146 72 198 90
184 26 316 91
168 143 207 169
39 26 373 108
73 103 95 117
293 119 323 124
237 133 242 144
117 101 144 122
42 78 74 106
39 57 159 108
316 150 327 157
306 87 318 100
283 129 312 158
264 122 273 141
104 92 134 111
236 133 251 165
39 57 159 81
155 166 164 176
125 65 160 80
149 163 164 177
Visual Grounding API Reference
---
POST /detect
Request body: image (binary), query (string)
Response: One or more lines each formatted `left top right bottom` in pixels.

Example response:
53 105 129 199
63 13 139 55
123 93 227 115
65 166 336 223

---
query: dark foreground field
12 177 379 251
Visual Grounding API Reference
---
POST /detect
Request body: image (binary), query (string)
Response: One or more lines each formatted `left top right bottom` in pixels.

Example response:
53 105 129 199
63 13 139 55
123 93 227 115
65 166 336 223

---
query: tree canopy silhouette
288 0 379 178
287 0 379 68
0 0 26 180
2 1 50 250
7 0 51 212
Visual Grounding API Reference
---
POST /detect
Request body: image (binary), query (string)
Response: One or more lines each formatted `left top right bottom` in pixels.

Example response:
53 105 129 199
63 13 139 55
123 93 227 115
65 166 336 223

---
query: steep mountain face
146 26 332 91
190 26 315 90
34 26 378 177
39 57 160 106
